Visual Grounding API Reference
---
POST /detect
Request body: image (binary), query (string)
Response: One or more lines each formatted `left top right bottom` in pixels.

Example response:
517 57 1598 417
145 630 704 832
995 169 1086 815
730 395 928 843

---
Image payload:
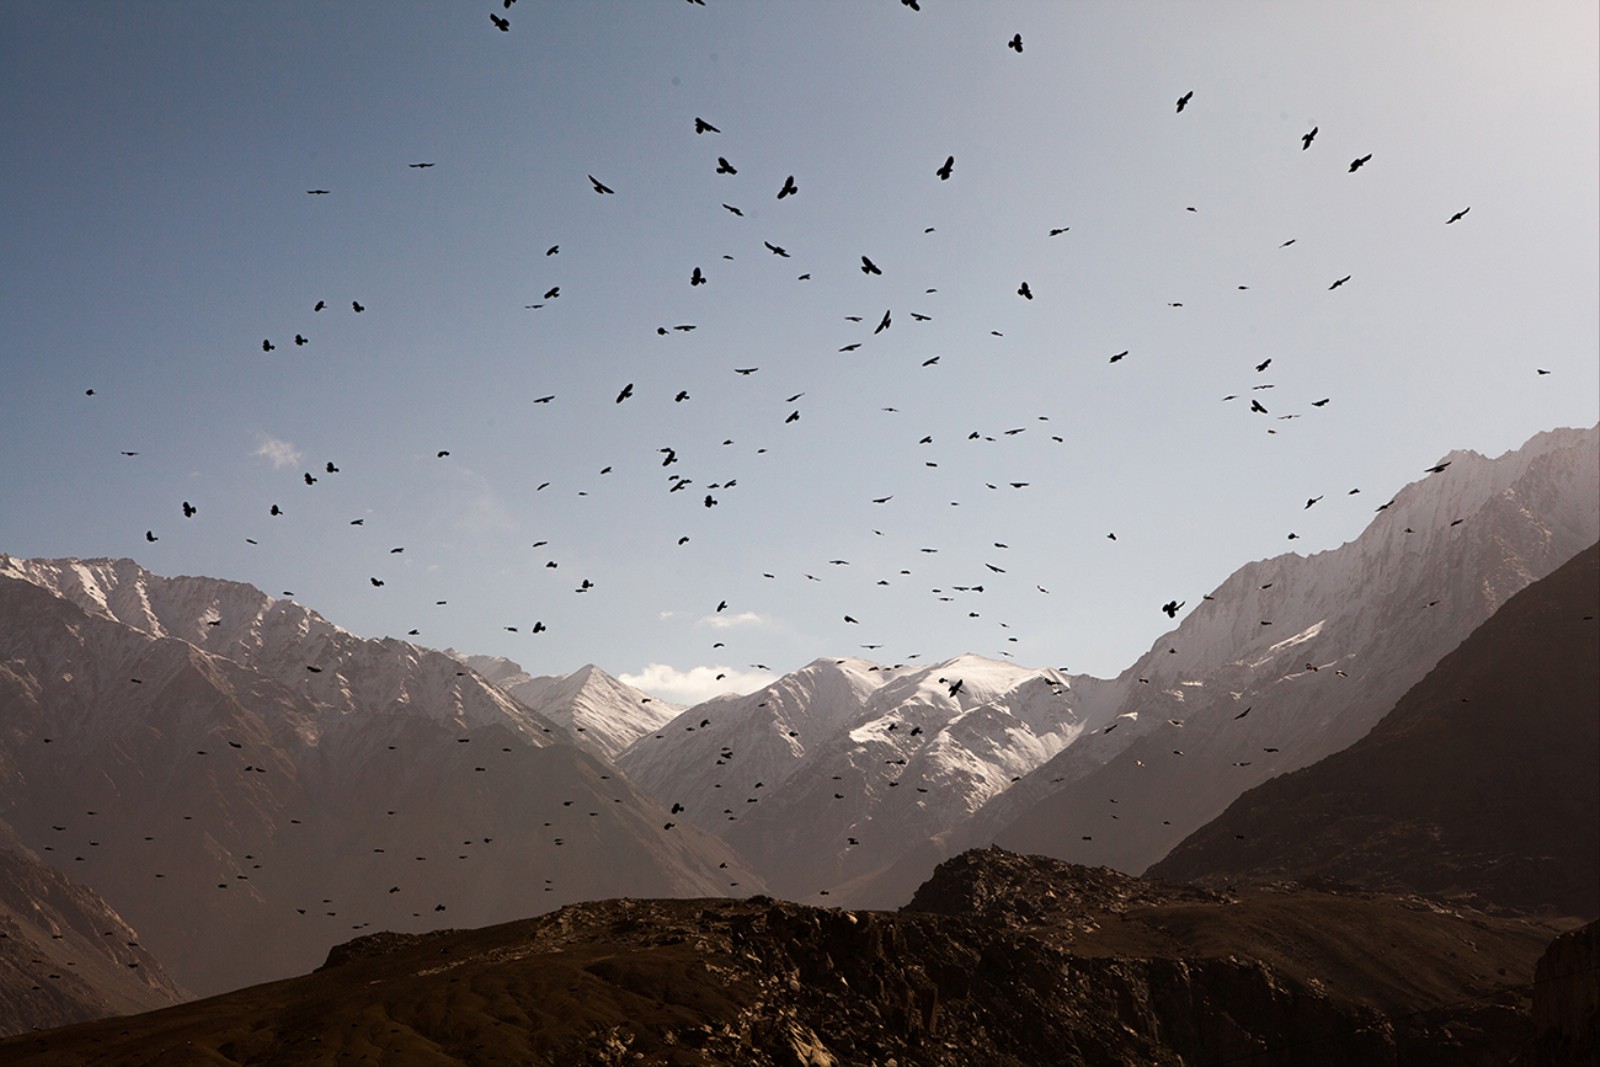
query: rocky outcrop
1524 920 1599 1067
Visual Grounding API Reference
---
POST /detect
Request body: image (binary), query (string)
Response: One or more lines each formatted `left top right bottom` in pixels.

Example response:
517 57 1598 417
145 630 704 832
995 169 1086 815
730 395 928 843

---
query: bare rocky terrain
0 847 1580 1066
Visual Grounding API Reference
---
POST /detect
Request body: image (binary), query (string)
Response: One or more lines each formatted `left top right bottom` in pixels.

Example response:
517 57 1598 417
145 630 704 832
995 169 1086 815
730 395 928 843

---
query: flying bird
588 175 614 194
861 255 882 275
936 155 954 181
694 117 720 134
777 175 798 199
763 241 789 257
1301 126 1317 150
1017 281 1032 300
1161 600 1184 618
1176 90 1193 112
1007 33 1023 53
715 157 736 174
489 13 509 31
1328 275 1351 290
1255 358 1271 372
1348 153 1372 172
182 501 196 518
1109 350 1127 363
352 301 364 312
408 162 434 169
691 267 706 286
874 309 891 334
1446 207 1471 224
306 189 329 195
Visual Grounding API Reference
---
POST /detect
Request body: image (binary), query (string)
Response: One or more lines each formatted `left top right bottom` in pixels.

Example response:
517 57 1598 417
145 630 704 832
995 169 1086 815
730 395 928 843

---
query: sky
2 2 1596 704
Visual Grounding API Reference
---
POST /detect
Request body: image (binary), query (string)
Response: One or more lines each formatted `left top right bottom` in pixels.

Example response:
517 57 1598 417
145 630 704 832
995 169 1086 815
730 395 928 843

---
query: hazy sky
3 2 1596 702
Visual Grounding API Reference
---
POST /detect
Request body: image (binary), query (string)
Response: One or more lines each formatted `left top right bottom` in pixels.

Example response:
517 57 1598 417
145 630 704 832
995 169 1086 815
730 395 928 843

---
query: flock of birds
32 6 1562 991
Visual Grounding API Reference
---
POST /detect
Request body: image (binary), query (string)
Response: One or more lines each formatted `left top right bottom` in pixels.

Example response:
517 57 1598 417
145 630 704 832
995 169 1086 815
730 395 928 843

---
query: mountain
988 425 1599 880
1148 541 1600 917
448 654 679 761
0 822 187 1038
0 847 1571 1066
618 653 1111 900
0 558 762 997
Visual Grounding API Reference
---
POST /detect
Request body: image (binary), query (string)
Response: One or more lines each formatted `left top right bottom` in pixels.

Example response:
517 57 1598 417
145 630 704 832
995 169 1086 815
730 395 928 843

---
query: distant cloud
701 611 765 630
253 434 302 470
619 663 776 704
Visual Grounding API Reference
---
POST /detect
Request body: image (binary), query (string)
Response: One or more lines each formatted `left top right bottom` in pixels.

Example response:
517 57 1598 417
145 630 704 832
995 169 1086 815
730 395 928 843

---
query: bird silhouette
1446 207 1471 224
694 117 719 134
715 157 736 174
352 301 364 312
1017 281 1032 299
777 175 798 199
936 155 954 181
1348 153 1372 172
1176 90 1193 112
182 502 196 518
1007 33 1023 53
1301 126 1318 150
1329 275 1351 290
489 13 509 31
691 267 706 286
615 383 634 403
409 162 435 169
588 175 615 194
1161 600 1184 618
861 255 882 275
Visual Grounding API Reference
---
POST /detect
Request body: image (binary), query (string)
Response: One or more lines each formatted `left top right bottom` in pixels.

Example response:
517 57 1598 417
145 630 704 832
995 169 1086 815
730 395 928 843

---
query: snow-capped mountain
617 653 1107 899
990 424 1599 877
449 654 679 761
0 560 762 997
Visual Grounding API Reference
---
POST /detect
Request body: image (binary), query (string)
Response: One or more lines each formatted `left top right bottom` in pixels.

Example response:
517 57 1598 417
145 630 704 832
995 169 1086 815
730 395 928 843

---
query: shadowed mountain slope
1149 542 1600 918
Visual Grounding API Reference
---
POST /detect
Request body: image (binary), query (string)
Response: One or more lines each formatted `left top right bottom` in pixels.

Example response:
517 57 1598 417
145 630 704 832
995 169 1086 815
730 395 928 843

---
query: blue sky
3 2 1596 702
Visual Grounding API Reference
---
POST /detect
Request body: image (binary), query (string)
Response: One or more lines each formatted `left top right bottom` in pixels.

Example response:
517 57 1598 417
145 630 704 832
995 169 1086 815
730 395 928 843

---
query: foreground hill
0 847 1576 1066
1150 541 1600 918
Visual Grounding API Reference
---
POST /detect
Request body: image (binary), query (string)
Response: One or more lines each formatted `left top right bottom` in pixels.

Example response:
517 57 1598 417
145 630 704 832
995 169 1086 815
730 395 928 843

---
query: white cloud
618 663 777 704
253 434 302 470
700 611 765 630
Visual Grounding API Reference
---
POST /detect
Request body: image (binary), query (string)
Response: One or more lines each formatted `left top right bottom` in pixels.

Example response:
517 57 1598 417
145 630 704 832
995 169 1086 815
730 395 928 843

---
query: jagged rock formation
1150 542 1600 918
1523 920 1599 1066
0 847 1569 1066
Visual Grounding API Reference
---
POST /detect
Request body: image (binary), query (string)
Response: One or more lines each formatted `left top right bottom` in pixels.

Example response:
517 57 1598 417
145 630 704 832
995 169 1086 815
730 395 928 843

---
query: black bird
543 286 560 300
733 367 758 375
545 245 559 256
588 174 615 194
947 679 964 697
262 339 274 352
1301 126 1317 150
1007 33 1023 52
294 334 307 346
306 189 329 195
533 395 554 404
437 450 450 457
715 157 737 174
691 266 706 286
489 13 509 31
694 117 720 134
1255 358 1271 372
1048 226 1070 236
1312 398 1330 407
874 309 891 334
145 530 157 542
1162 600 1184 618
1176 90 1193 112
352 301 364 312
1109 350 1127 363
936 155 954 181
182 501 196 518
615 383 634 403
370 577 384 587
313 300 325 311
722 203 744 216
1017 281 1032 300
270 505 282 516
764 241 789 257
1424 461 1451 474
861 255 882 275
777 175 798 199
1250 398 1268 413
409 162 434 169
1329 275 1351 290
1446 207 1470 224
1348 153 1372 172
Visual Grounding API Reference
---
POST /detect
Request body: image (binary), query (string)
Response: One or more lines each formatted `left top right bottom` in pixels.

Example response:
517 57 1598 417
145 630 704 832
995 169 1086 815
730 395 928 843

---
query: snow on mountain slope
991 424 1600 878
623 653 1097 899
0 556 560 745
450 654 679 760
615 656 890 834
